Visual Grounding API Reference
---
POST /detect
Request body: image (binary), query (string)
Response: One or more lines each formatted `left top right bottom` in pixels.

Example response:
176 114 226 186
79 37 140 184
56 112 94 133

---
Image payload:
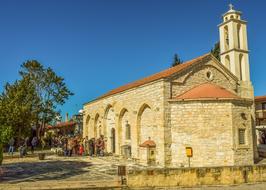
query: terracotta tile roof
255 95 266 102
175 83 240 100
139 139 156 148
56 121 76 128
86 53 211 104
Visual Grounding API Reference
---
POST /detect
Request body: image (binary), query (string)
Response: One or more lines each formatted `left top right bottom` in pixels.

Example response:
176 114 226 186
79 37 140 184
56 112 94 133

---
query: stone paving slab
1 153 266 190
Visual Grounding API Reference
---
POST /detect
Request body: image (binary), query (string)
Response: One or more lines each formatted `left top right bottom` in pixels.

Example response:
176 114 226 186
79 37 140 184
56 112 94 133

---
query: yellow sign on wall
186 147 193 157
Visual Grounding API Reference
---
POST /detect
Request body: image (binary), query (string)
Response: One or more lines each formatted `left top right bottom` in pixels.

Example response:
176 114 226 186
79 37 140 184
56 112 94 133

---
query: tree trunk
0 143 3 165
18 127 21 146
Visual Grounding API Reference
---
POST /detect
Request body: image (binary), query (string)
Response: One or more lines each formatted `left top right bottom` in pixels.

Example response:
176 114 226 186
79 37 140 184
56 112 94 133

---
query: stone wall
170 60 238 98
83 57 255 167
169 100 234 167
231 101 254 165
127 165 266 188
169 99 254 167
83 80 166 166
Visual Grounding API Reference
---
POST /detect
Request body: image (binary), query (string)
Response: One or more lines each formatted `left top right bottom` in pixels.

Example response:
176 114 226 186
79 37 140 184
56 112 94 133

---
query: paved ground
0 151 145 189
1 151 266 190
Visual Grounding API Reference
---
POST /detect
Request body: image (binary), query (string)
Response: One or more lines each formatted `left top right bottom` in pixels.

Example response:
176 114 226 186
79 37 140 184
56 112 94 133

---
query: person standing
84 136 89 156
67 138 73 157
88 138 94 156
8 137 15 156
31 136 38 154
23 137 29 155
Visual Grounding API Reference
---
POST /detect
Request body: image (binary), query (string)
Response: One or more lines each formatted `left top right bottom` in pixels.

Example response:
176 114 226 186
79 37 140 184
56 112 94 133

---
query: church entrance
111 128 116 153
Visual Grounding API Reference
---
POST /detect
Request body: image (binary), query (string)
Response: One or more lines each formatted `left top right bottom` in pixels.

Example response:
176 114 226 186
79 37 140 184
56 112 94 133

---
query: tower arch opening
225 55 230 70
224 25 229 51
239 54 245 81
237 24 242 49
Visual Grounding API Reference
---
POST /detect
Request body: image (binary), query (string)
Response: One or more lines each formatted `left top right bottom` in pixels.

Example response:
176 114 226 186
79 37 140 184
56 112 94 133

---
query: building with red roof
83 5 257 167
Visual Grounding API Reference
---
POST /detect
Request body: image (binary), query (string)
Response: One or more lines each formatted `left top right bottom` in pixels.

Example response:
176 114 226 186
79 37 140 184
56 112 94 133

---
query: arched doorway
111 128 116 153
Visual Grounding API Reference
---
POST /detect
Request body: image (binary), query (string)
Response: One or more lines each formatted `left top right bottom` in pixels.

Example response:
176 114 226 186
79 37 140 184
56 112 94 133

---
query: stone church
83 5 257 167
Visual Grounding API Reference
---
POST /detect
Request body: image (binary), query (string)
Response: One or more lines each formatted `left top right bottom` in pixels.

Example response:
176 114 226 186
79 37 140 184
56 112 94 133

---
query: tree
171 54 183 67
0 77 38 164
0 77 39 142
211 41 220 61
19 60 74 137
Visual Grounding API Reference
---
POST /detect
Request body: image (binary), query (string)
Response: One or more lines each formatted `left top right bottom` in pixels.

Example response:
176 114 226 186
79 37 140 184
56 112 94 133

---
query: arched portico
137 103 155 156
85 115 90 138
104 105 116 153
94 113 102 138
118 108 131 157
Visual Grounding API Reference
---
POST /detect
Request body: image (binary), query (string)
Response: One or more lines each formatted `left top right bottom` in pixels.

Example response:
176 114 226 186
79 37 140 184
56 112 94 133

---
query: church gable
169 56 238 98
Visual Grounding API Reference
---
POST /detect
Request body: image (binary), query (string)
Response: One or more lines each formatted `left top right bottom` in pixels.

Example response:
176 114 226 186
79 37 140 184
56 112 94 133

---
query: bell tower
219 4 250 82
219 4 253 99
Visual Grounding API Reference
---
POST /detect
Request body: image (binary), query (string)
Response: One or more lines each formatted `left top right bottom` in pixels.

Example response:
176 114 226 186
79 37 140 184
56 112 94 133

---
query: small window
239 129 246 145
125 123 131 140
206 71 213 81
262 103 266 110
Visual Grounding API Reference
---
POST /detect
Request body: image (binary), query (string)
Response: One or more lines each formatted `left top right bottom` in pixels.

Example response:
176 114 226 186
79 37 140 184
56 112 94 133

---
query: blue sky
0 0 265 118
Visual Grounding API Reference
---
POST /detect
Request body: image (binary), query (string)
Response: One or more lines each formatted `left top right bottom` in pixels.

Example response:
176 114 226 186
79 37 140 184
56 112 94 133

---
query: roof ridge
85 53 211 104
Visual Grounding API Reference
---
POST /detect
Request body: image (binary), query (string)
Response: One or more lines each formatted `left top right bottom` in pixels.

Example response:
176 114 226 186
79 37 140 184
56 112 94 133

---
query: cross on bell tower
229 3 234 10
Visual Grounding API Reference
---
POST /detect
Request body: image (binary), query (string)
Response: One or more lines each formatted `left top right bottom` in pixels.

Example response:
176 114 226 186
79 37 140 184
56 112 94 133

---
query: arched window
230 15 234 19
224 26 229 51
225 55 230 70
125 121 131 140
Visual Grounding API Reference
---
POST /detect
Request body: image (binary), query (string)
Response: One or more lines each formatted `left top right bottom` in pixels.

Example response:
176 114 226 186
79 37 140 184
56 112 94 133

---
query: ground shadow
0 160 92 183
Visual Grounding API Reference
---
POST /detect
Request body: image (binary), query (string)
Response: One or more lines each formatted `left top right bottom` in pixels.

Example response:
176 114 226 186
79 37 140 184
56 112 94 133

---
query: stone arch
118 108 131 156
104 105 116 153
85 115 90 138
137 103 155 146
94 113 101 138
224 25 229 51
103 104 112 136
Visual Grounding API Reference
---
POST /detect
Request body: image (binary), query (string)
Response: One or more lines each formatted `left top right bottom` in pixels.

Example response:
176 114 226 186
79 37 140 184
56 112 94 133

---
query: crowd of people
7 136 39 157
6 134 107 158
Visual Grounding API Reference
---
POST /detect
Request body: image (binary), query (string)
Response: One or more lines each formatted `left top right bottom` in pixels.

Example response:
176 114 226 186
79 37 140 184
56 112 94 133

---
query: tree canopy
211 42 220 61
0 60 73 144
171 54 183 67
0 77 38 143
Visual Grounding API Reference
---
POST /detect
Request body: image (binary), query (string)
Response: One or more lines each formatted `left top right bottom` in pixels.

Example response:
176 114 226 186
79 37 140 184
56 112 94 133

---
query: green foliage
171 54 183 67
0 126 13 144
211 42 220 61
19 60 74 131
0 144 3 165
0 60 73 143
0 77 38 141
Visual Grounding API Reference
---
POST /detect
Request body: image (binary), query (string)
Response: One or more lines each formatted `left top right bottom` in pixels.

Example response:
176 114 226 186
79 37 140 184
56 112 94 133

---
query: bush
0 126 13 165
